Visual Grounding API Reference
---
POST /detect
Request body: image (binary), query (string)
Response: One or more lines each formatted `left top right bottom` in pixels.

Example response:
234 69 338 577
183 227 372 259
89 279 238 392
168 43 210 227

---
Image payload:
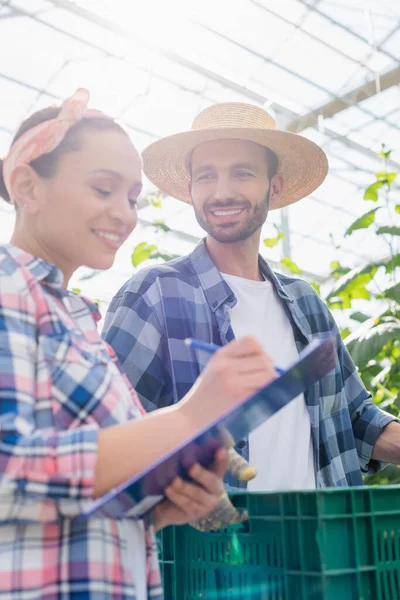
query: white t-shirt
221 272 316 491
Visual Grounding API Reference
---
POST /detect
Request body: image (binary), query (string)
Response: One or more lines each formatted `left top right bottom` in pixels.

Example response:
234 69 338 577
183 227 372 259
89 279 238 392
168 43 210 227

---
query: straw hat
142 102 328 210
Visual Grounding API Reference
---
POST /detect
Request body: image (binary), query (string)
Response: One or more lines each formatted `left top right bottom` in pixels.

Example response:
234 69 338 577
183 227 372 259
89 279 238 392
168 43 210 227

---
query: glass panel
301 11 371 62
357 86 400 117
273 28 357 91
10 0 53 13
0 79 38 132
265 0 310 23
318 1 395 43
382 29 400 59
252 61 330 109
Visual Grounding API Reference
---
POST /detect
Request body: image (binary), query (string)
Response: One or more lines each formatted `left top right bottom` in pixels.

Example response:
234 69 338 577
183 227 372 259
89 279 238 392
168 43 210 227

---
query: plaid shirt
0 245 162 600
103 239 395 490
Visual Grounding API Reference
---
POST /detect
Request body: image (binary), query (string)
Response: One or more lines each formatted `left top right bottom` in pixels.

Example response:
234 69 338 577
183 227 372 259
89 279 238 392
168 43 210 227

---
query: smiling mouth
209 207 246 217
92 229 125 249
93 230 122 242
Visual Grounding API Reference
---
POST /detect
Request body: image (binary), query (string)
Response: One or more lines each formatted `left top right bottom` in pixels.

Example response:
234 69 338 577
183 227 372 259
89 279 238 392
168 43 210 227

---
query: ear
269 173 284 206
9 164 42 214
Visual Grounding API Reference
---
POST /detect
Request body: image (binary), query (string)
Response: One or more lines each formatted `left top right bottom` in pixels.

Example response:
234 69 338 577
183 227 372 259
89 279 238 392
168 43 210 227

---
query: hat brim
142 128 328 209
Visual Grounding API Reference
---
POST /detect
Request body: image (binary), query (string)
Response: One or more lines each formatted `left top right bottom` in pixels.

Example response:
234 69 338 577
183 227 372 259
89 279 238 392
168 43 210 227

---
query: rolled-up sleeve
0 289 99 522
334 318 397 473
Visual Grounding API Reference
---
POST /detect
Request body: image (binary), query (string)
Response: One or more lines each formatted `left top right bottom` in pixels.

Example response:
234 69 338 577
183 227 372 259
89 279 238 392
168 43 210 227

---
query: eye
236 171 253 179
196 172 215 182
93 187 112 197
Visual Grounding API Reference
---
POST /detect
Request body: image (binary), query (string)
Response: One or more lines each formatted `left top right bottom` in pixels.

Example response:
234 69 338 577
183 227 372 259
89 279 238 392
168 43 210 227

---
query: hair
0 105 127 203
265 147 279 180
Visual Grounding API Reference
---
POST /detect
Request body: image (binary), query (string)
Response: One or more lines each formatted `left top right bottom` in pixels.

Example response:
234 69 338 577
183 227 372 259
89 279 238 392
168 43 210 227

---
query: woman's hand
152 448 229 532
180 336 277 428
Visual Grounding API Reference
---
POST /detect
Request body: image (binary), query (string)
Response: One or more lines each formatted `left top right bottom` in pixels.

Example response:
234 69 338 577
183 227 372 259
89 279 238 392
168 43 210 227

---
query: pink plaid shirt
0 245 162 599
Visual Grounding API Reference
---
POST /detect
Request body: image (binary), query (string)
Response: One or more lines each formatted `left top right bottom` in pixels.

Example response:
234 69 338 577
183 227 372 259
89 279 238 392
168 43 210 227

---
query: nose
109 195 137 231
213 174 235 202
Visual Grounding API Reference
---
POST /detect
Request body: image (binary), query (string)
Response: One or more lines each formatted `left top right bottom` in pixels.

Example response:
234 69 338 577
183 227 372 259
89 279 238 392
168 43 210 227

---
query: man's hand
152 448 229 532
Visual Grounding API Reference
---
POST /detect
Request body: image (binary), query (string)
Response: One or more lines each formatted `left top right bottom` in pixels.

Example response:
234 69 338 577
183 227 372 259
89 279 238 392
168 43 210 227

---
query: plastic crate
158 486 400 600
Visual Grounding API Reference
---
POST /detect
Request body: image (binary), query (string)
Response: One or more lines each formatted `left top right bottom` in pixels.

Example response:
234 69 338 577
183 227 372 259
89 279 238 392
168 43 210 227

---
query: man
103 102 400 491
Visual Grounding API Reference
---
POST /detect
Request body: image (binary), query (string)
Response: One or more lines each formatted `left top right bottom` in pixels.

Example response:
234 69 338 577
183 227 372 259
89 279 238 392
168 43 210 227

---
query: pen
185 338 285 376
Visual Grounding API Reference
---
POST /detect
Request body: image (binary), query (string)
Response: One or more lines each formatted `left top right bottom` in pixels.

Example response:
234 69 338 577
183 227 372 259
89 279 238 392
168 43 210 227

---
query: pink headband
2 88 108 202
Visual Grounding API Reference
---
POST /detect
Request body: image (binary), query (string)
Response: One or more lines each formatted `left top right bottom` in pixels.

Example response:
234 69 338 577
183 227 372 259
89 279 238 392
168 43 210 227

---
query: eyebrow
89 169 142 193
89 168 123 179
192 162 259 178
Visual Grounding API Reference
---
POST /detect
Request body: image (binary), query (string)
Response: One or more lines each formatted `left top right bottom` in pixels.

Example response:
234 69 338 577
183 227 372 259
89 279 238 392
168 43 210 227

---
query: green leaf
395 205 400 215
350 311 370 323
131 242 158 267
376 226 400 236
378 282 400 303
326 263 378 304
345 317 400 370
341 327 351 340
148 192 164 208
71 287 81 294
263 232 284 248
153 219 171 233
379 145 392 160
280 257 302 274
365 464 400 486
363 182 384 202
379 254 400 274
345 208 380 235
327 296 352 310
329 260 351 279
376 171 397 185
352 286 370 300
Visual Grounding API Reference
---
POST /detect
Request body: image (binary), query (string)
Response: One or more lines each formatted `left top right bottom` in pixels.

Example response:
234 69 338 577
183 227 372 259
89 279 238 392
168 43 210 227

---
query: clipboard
81 336 335 519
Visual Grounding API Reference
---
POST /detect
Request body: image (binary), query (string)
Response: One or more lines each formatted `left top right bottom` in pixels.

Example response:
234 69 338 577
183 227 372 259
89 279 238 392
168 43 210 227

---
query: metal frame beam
193 20 400 135
249 0 376 76
2 1 399 173
0 71 159 144
297 0 400 60
38 0 400 172
287 66 400 132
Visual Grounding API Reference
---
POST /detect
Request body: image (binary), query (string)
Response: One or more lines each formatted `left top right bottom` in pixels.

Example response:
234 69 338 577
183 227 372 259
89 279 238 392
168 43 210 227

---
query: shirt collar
4 245 101 322
258 254 294 303
5 244 64 288
189 240 234 312
189 239 294 311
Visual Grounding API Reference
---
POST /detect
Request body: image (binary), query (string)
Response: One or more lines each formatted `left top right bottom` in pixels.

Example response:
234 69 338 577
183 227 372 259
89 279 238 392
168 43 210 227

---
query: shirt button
237 440 246 449
212 301 218 308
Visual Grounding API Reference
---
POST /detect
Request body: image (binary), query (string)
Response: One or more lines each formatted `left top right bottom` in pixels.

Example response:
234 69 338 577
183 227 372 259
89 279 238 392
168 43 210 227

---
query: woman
0 89 275 599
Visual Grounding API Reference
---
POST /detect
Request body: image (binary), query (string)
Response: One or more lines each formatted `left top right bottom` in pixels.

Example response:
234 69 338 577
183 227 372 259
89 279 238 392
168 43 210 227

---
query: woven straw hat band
192 103 277 132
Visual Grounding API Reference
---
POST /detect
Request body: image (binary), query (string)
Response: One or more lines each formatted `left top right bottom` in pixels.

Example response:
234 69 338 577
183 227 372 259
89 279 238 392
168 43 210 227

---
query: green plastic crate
158 486 400 600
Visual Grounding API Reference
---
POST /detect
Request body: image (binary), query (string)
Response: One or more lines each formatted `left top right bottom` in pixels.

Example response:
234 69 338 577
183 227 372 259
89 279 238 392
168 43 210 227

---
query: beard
193 187 271 244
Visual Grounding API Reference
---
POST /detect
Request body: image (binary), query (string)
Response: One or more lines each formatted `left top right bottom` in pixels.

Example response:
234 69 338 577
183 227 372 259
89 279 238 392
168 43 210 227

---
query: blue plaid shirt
103 240 395 489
